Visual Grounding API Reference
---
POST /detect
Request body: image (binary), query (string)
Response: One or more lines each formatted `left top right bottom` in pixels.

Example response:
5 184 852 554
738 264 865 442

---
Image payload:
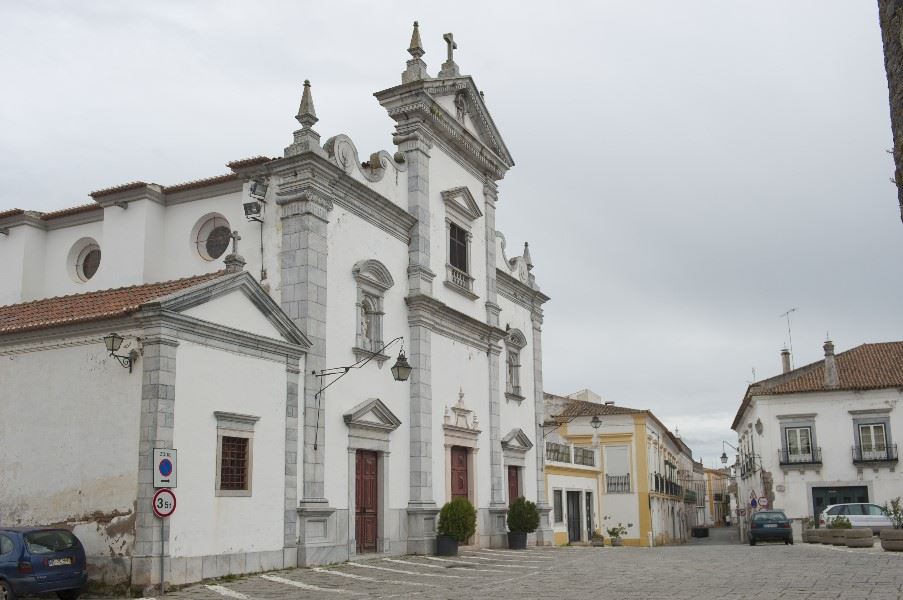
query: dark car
0 528 87 600
748 510 793 546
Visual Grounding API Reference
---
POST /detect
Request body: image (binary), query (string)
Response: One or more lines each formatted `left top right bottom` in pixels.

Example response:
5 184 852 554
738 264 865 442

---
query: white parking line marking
476 548 557 556
313 567 437 587
260 574 360 594
423 555 529 569
348 561 462 578
205 585 250 599
462 552 547 563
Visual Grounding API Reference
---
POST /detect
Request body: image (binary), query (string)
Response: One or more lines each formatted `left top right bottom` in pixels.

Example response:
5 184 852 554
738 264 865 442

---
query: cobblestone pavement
122 542 903 600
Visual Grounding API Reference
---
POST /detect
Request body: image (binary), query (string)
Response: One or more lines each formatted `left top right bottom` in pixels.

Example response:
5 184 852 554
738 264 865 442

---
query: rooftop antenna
779 307 797 369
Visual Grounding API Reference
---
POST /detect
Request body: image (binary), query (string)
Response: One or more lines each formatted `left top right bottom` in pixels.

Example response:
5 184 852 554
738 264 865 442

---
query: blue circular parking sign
750 498 758 508
159 458 173 477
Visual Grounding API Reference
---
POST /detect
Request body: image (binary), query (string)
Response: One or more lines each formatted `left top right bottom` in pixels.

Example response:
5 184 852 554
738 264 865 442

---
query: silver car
819 503 893 533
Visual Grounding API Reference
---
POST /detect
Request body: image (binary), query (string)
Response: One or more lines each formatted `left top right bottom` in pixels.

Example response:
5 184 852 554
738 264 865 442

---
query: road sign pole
160 515 165 596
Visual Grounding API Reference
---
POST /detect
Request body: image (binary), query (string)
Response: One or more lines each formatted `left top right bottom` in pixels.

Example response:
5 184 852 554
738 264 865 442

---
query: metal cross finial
443 33 457 62
231 230 241 254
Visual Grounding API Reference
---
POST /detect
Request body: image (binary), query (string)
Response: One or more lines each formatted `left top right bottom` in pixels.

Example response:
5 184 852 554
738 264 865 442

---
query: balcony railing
852 444 898 464
546 442 571 463
574 447 595 467
683 489 697 504
652 473 681 497
778 447 822 466
606 474 630 493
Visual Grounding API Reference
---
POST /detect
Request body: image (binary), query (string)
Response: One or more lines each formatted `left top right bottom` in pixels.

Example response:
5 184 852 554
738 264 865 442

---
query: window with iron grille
220 436 249 490
573 447 595 467
546 442 571 463
214 411 258 497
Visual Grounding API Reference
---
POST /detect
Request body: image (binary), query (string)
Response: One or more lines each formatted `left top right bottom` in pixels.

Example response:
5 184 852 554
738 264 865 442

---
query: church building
0 22 552 590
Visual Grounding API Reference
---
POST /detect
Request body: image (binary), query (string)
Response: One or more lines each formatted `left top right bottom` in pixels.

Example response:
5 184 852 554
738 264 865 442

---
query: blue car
748 510 794 546
0 528 87 600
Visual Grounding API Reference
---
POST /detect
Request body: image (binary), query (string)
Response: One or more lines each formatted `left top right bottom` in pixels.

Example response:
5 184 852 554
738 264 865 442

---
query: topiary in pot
507 497 540 550
828 515 851 546
881 497 903 551
437 497 477 555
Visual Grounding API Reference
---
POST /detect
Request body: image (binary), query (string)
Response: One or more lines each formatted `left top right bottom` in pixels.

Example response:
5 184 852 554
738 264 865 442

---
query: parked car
0 527 87 600
748 510 793 546
818 503 893 533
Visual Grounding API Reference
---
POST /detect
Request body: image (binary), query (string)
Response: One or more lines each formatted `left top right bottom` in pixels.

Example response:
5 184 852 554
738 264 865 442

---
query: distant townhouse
542 390 696 546
703 468 730 526
731 341 903 537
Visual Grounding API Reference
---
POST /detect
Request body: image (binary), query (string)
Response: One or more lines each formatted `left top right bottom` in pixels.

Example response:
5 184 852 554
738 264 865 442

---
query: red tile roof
0 272 226 335
731 342 903 429
0 209 25 220
90 181 151 199
163 173 238 194
40 204 103 220
555 398 644 418
227 156 273 170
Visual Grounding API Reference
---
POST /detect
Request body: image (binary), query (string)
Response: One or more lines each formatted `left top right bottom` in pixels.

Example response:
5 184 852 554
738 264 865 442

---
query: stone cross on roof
438 31 460 78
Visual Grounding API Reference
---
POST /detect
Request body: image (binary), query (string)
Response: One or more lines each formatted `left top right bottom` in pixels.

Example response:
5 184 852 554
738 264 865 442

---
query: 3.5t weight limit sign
152 488 177 518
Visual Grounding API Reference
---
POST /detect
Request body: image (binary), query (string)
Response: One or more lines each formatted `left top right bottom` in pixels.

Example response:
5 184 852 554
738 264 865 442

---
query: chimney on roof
781 347 791 374
604 401 614 406
823 339 839 388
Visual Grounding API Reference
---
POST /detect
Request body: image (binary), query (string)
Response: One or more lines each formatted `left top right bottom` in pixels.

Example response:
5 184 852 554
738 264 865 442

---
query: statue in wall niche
455 91 467 123
360 302 371 350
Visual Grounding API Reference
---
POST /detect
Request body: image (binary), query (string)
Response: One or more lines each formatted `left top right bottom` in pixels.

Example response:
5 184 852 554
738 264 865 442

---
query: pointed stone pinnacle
408 21 424 59
523 242 533 270
295 79 318 129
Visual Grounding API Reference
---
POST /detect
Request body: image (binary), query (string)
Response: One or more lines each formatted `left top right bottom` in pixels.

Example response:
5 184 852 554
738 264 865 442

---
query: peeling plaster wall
0 338 143 585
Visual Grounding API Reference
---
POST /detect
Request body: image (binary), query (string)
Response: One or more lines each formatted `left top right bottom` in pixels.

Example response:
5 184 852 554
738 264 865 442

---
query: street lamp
311 336 411 450
590 415 602 430
103 333 136 373
720 440 739 466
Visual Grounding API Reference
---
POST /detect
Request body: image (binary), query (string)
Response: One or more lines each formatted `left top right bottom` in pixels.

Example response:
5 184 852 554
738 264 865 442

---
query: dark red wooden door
355 450 378 553
451 446 469 499
508 466 520 506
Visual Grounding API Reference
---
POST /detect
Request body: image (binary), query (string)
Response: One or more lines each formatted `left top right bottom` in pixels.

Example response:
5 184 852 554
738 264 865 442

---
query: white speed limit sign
152 488 177 518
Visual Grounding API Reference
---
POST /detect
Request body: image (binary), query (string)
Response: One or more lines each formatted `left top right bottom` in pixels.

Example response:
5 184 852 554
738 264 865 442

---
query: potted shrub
827 514 852 546
881 497 903 552
507 496 539 550
801 517 817 543
436 497 477 556
590 530 605 547
604 516 632 547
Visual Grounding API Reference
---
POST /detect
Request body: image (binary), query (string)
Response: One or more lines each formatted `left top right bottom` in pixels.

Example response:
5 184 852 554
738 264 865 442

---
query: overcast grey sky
2 1 901 466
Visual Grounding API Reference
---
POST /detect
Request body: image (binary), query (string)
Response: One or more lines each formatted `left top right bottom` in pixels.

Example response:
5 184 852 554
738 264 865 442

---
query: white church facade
0 23 553 591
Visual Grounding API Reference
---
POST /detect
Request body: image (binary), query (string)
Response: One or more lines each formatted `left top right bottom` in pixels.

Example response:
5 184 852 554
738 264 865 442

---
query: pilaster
396 128 436 296
132 336 179 591
278 179 340 565
283 362 300 567
531 312 553 546
483 180 501 327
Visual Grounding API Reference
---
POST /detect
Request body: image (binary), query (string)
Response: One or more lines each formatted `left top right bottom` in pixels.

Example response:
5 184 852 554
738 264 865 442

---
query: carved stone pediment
501 428 533 454
441 186 482 222
343 398 402 433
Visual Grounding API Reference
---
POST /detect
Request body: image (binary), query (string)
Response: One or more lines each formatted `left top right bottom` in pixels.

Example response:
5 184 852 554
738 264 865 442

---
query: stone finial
438 32 460 78
402 21 430 84
523 242 533 270
296 80 318 129
224 230 246 273
823 339 839 388
285 80 326 158
408 21 424 59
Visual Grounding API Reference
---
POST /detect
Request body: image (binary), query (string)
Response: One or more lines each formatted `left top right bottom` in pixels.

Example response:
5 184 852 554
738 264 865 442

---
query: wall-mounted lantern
103 333 138 373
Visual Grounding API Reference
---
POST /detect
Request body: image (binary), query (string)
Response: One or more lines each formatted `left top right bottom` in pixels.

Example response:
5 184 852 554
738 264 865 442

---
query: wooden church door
355 450 378 553
451 446 469 499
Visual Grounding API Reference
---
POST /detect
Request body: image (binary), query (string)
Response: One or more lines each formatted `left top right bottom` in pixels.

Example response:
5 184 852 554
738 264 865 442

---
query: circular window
77 245 101 281
68 238 102 283
194 215 232 261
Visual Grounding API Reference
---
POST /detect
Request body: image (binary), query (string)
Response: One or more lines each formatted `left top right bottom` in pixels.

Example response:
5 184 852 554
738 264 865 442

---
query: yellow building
704 468 731 525
543 390 696 547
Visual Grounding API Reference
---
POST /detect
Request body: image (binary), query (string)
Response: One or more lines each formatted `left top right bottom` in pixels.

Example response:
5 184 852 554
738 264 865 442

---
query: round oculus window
76 245 101 282
195 216 232 261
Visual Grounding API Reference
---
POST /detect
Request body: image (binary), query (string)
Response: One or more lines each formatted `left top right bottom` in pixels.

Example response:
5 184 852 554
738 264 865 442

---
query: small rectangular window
220 436 249 490
449 223 468 273
553 489 563 523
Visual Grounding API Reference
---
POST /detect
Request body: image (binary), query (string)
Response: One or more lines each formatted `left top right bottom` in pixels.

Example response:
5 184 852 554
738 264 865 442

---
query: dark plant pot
590 536 605 547
611 537 623 547
436 535 459 556
508 531 528 550
881 529 903 552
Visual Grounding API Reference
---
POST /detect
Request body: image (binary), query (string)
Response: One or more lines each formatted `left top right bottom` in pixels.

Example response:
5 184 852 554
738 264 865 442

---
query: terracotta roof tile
163 173 239 194
40 204 103 220
90 181 151 199
227 156 273 170
555 398 644 418
0 272 226 335
0 209 25 220
731 342 903 430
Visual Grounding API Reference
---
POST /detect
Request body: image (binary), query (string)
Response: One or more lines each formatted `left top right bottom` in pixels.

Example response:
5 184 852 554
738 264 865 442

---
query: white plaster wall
0 335 142 557
547 474 598 538
430 336 490 506
340 150 407 210
169 342 286 558
39 220 105 298
183 290 286 340
0 225 33 305
96 200 167 289
736 388 903 519
320 204 411 510
427 149 486 321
